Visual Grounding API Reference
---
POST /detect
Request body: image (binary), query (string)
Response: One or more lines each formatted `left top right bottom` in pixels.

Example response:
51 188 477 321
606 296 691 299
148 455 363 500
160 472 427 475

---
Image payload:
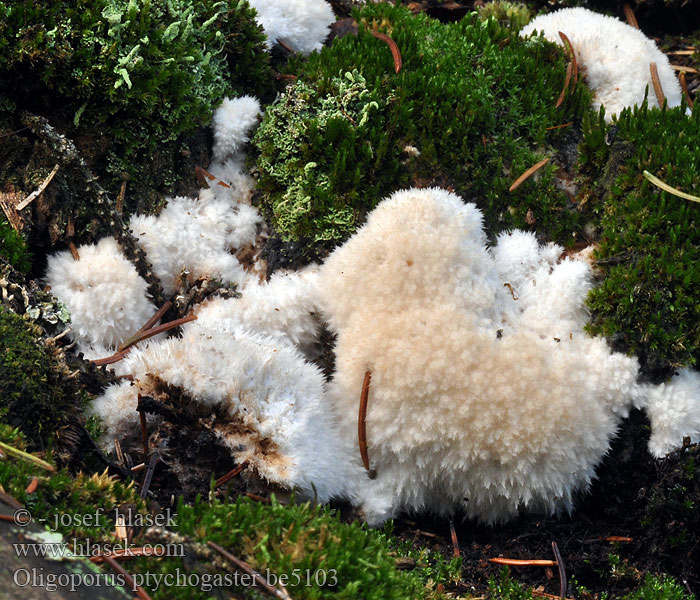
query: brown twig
276 38 295 54
0 513 29 524
139 451 160 499
370 31 402 74
245 492 271 503
603 535 634 543
101 554 152 600
558 32 578 87
449 520 460 558
16 164 60 211
114 438 125 465
489 557 558 567
552 541 567 599
555 62 573 109
623 3 640 29
509 158 550 192
679 71 694 109
215 461 248 488
207 541 293 600
0 489 24 510
68 241 80 261
359 370 372 472
650 62 666 107
138 402 149 459
118 313 196 353
116 178 127 215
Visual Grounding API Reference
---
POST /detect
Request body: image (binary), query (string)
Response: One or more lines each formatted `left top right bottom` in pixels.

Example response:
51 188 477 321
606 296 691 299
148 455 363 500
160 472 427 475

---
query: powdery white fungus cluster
191 267 321 355
45 94 264 355
44 237 156 359
129 194 260 297
317 187 700 525
248 0 335 56
90 324 353 501
520 7 683 120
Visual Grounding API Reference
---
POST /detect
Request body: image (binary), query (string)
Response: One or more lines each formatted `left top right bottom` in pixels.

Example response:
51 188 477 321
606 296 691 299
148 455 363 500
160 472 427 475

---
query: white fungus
248 0 335 56
90 324 356 502
318 187 700 525
211 96 262 164
520 7 683 120
128 194 261 297
44 237 156 355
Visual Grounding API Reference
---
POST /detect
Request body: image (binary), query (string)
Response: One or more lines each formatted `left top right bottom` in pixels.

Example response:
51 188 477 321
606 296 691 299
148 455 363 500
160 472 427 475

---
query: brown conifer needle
552 541 567 599
134 301 172 337
489 557 558 567
623 3 640 29
207 541 292 600
650 62 666 107
509 158 550 192
558 32 578 87
370 31 402 73
680 71 694 109
555 62 573 108
101 554 152 600
215 461 249 487
117 313 197 353
359 370 372 472
449 520 460 558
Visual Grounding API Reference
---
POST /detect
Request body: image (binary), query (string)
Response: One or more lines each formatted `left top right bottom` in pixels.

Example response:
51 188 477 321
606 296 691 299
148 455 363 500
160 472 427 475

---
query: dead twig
623 3 639 29
16 164 60 211
370 31 402 74
552 541 567 599
139 451 160 499
603 535 634 543
649 62 666 107
68 241 81 261
215 461 249 488
114 438 125 465
359 370 372 473
558 32 578 87
138 402 149 459
207 541 293 600
503 282 519 301
509 158 550 192
101 554 152 600
135 301 172 336
555 62 573 109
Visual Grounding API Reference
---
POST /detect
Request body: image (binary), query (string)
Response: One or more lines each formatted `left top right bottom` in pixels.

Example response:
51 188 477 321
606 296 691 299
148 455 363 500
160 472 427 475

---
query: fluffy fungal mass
520 7 683 120
248 0 335 56
318 187 699 524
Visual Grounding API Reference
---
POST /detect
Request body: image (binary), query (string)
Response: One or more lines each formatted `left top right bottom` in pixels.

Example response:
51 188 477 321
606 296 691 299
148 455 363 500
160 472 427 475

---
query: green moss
0 423 146 543
0 0 272 209
0 306 81 449
625 574 694 600
476 1 533 30
584 103 700 372
130 494 457 599
0 217 31 272
254 3 593 247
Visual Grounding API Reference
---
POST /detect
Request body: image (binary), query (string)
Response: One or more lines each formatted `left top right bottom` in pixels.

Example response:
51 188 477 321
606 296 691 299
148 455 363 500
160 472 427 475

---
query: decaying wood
20 112 165 307
16 164 59 211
